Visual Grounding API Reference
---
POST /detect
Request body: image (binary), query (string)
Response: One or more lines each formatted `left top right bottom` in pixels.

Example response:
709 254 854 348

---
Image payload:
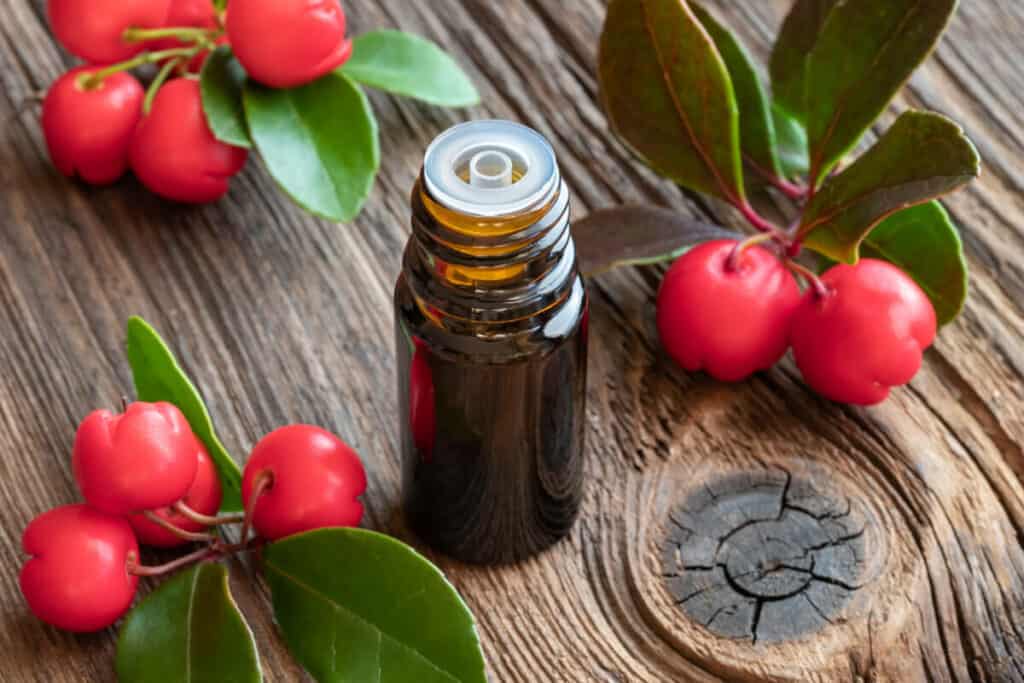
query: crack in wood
662 470 878 643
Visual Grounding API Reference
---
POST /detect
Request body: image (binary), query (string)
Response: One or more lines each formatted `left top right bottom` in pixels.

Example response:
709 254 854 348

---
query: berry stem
727 232 775 272
239 470 273 547
142 510 217 543
214 536 266 556
122 26 215 44
172 501 244 526
126 537 263 577
127 547 214 577
144 57 184 114
786 259 831 299
80 48 199 89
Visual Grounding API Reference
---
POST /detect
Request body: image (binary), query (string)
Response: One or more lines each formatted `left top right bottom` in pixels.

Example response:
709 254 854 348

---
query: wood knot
662 470 871 643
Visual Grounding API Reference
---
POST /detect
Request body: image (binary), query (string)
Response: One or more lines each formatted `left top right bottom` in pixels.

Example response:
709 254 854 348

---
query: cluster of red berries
20 401 366 632
657 239 936 405
41 0 351 200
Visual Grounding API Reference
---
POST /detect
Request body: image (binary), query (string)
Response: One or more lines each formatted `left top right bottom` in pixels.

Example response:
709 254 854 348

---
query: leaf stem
745 157 808 201
737 201 785 239
143 510 218 543
173 501 244 527
786 259 830 299
775 177 808 202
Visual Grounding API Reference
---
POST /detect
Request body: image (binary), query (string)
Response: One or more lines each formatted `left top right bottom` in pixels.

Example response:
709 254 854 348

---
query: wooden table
3 1 1024 680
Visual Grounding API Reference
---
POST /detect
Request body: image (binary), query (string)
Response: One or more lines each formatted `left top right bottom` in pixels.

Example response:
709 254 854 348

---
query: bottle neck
404 172 576 327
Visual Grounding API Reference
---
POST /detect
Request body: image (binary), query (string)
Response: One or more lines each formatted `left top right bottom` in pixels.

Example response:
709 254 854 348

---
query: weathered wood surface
2 1 1023 681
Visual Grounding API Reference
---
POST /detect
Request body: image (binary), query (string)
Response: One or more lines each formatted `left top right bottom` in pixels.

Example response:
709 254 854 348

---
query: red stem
143 511 216 543
775 177 808 201
727 233 775 272
745 156 808 201
239 470 273 547
737 202 783 237
786 259 830 299
126 537 264 577
127 547 215 577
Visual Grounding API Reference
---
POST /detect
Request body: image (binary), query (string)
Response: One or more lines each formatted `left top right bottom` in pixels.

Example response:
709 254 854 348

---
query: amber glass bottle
394 120 588 565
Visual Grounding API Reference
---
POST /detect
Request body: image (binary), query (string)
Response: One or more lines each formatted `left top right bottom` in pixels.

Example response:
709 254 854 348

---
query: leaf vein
640 0 739 205
265 561 462 683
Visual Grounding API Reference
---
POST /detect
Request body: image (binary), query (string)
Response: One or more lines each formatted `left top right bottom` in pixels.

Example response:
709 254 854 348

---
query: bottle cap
423 120 559 217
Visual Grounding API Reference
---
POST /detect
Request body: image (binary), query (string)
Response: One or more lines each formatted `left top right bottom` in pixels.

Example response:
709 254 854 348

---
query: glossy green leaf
125 316 243 512
772 103 809 180
858 202 968 325
598 0 745 204
769 0 838 123
799 111 979 263
801 0 959 184
244 72 380 222
690 3 782 185
117 564 261 683
264 529 486 683
201 46 252 149
341 30 479 107
572 205 740 276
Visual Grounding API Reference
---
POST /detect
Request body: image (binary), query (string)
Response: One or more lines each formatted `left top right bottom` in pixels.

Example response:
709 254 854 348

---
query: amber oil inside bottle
394 120 588 565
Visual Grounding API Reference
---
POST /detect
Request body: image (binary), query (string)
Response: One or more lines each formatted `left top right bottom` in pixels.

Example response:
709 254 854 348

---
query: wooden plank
0 0 1022 680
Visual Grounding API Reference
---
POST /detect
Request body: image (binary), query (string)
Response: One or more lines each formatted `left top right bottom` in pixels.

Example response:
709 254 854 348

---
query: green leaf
769 0 839 123
117 564 261 683
800 0 959 185
263 528 487 683
341 30 479 107
858 202 968 325
244 72 380 222
772 103 809 180
799 110 979 263
572 205 740 276
125 316 243 513
690 3 782 185
598 0 745 204
201 46 252 149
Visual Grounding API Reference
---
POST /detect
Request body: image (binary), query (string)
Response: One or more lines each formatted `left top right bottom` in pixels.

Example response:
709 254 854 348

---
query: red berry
149 0 221 74
20 504 139 632
656 240 801 381
130 78 248 203
241 425 366 540
128 437 222 547
73 401 200 515
409 338 436 461
42 67 145 185
790 259 936 405
48 0 171 63
226 0 353 88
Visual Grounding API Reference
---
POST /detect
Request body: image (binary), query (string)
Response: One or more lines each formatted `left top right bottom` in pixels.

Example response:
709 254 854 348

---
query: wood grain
1 0 1023 681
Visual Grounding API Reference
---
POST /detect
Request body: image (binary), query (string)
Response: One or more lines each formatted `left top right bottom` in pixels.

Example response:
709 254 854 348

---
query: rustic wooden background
2 1 1023 681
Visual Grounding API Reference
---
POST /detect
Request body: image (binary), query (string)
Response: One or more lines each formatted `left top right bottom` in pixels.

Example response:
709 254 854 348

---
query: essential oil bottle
394 120 588 565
